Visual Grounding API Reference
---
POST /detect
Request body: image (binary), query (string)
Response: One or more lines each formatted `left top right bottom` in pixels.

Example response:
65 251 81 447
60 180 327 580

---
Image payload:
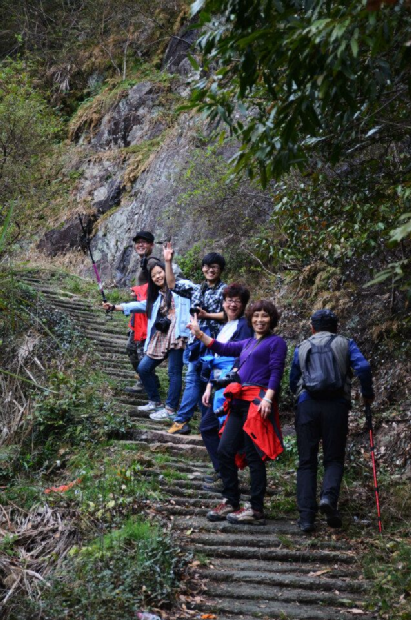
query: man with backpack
289 309 374 533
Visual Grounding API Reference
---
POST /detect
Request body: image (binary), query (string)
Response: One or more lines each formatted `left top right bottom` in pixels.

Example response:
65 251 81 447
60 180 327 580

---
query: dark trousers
201 427 221 473
295 399 349 523
217 401 266 512
200 405 221 474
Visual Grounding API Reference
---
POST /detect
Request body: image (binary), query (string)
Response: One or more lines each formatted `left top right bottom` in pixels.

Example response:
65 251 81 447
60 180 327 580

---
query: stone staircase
21 272 373 620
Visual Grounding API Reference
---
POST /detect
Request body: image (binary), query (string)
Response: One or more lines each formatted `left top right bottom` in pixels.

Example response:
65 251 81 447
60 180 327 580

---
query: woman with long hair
103 255 190 419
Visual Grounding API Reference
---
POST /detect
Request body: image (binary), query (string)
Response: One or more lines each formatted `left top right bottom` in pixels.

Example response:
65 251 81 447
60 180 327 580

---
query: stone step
203 579 366 607
130 428 205 447
191 597 368 620
201 569 367 594
191 556 361 577
156 478 282 500
184 543 356 564
179 531 351 552
119 440 209 461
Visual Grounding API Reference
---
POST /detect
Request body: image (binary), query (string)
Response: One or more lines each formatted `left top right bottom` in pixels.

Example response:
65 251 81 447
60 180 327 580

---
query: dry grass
0 503 84 611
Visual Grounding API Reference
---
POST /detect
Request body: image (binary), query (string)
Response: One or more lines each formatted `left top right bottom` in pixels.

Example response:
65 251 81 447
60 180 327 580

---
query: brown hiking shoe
227 504 266 525
207 499 239 522
167 421 191 435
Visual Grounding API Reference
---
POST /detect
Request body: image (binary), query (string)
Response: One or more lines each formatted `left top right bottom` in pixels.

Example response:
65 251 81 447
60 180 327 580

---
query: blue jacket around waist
289 336 374 407
121 292 191 352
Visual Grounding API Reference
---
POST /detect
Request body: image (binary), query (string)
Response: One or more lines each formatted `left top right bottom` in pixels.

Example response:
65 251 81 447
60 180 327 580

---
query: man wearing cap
132 231 159 285
125 231 160 393
289 309 374 533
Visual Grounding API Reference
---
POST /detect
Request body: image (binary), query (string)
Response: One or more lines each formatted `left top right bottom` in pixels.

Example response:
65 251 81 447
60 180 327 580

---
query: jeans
217 401 266 512
174 353 207 423
137 349 184 410
295 399 349 523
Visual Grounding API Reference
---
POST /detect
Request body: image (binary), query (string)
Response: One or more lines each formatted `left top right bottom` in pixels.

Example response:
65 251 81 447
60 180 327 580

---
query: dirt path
22 273 374 620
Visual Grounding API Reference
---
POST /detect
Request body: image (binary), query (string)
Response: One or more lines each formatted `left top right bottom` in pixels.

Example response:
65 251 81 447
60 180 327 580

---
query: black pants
217 401 266 512
295 399 349 523
201 427 221 473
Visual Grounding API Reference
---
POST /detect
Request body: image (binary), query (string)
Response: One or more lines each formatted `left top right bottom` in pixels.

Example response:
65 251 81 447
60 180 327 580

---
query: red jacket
129 284 148 342
221 383 284 464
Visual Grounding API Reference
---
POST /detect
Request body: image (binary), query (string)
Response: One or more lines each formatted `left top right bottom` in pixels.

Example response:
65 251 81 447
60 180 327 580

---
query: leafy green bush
249 176 409 275
39 518 190 620
30 369 130 469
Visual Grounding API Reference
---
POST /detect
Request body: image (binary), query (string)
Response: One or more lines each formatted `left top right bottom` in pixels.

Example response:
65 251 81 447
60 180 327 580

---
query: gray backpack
301 335 345 396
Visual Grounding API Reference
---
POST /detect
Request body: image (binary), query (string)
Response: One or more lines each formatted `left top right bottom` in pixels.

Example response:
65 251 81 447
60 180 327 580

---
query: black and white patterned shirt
173 278 226 338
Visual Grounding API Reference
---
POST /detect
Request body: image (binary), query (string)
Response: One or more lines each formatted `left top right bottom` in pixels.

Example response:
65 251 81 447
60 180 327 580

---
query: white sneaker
150 408 175 421
136 401 163 412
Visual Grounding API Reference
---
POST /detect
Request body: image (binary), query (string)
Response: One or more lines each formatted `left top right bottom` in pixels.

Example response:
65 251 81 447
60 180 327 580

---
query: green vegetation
184 0 410 285
362 534 411 619
8 518 190 620
0 0 187 111
0 60 61 241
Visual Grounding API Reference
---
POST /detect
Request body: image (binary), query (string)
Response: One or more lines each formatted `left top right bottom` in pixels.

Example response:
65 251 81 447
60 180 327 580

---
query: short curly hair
245 299 279 330
222 283 250 308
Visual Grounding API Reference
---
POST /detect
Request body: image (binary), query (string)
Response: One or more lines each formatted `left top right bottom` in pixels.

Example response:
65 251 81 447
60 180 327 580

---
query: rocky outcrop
35 20 271 285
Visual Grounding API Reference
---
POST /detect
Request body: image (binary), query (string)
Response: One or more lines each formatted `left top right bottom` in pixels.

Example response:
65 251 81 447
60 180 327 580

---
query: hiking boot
149 408 175 421
202 478 224 492
136 401 163 413
298 519 316 533
207 499 239 522
226 504 266 525
319 496 342 528
168 421 191 435
123 379 143 394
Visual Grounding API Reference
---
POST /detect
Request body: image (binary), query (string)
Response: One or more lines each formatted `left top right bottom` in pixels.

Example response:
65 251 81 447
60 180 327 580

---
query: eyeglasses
224 299 242 306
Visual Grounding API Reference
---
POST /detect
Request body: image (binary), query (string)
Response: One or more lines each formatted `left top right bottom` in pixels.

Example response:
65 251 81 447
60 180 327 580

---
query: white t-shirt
216 320 239 345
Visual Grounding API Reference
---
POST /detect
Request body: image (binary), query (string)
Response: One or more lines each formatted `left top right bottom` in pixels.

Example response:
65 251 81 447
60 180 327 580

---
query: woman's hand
258 389 275 419
202 384 212 407
163 241 174 263
259 401 272 420
187 314 202 338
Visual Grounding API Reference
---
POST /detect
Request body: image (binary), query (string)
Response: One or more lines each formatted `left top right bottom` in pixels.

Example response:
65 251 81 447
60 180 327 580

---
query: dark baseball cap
311 309 338 332
133 231 154 243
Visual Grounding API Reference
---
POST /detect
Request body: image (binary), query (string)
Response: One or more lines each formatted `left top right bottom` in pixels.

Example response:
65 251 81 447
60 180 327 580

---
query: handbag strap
236 334 269 372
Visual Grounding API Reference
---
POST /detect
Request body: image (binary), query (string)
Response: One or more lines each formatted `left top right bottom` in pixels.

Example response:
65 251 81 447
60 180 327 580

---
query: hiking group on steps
103 231 374 532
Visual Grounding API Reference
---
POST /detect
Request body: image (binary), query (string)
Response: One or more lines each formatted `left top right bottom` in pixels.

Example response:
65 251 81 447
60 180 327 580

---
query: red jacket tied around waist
221 383 284 462
129 284 148 342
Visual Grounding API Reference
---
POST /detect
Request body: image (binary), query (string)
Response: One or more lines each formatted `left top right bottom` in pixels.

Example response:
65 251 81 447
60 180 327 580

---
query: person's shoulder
269 334 287 348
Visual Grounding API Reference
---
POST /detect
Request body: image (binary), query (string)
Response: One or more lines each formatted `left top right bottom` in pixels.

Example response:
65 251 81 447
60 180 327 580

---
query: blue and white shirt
172 278 226 338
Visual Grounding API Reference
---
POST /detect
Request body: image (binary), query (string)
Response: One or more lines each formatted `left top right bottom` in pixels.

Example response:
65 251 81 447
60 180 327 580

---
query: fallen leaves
44 478 82 494
308 569 331 577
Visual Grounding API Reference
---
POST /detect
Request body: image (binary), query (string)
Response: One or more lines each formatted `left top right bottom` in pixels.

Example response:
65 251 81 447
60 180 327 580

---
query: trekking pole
78 215 112 319
365 404 383 534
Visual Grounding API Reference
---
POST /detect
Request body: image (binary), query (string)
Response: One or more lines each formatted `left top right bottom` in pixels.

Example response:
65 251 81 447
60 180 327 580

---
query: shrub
39 518 189 620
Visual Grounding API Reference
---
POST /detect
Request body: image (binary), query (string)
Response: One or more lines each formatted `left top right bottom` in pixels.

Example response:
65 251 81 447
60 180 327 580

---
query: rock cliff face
37 21 259 286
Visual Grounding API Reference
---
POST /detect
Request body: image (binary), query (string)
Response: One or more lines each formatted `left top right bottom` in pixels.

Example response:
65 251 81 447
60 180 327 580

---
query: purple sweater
209 334 288 393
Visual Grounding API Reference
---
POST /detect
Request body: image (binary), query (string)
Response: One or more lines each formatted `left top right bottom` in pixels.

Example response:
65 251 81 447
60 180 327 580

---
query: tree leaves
185 0 410 181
